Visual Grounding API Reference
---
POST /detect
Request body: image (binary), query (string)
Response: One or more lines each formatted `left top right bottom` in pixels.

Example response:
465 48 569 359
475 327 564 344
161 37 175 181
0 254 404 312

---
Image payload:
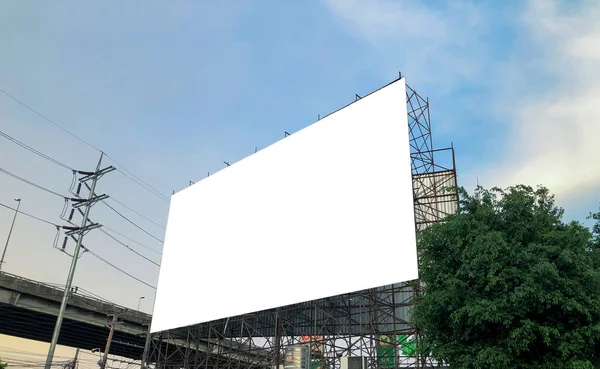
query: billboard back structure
151 78 417 333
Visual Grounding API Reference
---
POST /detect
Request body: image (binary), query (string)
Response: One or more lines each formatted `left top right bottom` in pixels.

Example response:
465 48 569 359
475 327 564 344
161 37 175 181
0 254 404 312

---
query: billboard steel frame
144 78 459 369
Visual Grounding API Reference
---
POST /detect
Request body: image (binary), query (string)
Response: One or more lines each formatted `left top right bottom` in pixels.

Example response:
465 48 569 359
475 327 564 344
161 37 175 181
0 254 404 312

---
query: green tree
0 358 7 369
413 185 600 369
588 206 600 268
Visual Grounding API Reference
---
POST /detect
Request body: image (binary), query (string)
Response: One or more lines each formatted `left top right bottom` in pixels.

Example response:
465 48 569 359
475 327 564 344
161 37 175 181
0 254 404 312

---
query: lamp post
0 198 21 271
137 296 145 311
91 348 103 367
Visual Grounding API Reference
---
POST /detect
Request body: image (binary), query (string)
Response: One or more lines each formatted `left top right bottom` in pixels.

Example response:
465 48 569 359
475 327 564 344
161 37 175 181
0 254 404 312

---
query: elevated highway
0 272 150 359
0 272 272 367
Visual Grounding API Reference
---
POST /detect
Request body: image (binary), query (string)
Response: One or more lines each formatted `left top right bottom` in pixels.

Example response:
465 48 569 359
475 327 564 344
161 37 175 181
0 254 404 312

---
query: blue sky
0 0 599 316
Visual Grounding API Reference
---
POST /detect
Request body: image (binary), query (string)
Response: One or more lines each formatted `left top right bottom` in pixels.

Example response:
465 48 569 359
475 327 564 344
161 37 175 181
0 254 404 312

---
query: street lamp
0 198 21 271
91 348 103 367
137 296 145 311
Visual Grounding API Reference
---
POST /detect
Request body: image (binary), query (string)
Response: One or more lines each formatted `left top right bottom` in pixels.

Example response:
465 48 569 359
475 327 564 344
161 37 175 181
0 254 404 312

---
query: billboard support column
392 285 398 369
275 309 281 368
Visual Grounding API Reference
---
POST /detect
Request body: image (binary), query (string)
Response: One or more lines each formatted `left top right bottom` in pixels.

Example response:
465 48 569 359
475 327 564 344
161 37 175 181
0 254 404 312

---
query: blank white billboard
151 78 417 333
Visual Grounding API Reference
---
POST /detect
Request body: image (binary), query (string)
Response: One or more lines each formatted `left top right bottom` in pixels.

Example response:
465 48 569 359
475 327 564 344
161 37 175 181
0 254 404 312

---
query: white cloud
324 0 600 202
480 0 600 198
322 0 490 94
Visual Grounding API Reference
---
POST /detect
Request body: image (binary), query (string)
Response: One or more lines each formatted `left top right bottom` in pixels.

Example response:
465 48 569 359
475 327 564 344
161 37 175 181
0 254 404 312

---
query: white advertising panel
151 78 417 333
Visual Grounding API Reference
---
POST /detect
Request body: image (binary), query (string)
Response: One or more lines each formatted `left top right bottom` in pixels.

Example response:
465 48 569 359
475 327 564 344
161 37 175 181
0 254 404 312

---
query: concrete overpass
0 272 272 367
0 272 150 360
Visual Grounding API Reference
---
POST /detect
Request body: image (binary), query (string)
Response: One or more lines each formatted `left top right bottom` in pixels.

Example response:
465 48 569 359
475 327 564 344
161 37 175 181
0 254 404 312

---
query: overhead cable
98 228 160 267
106 155 170 203
83 248 157 290
0 201 60 227
0 202 157 289
0 87 102 152
108 197 165 230
0 167 68 198
0 166 163 259
0 87 170 203
0 130 73 171
102 226 162 255
103 202 164 244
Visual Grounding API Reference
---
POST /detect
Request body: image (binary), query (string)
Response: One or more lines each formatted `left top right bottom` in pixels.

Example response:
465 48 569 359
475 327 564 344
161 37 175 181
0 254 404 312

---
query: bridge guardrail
0 271 152 325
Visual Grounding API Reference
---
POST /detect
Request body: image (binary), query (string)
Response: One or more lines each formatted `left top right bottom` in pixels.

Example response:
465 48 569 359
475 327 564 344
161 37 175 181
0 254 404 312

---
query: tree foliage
588 206 600 268
0 358 7 369
413 185 600 368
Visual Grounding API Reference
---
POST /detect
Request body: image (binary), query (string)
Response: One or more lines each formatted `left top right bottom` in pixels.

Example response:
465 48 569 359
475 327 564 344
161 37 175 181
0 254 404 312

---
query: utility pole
100 314 118 369
0 197 21 271
45 153 115 369
69 349 79 369
140 322 152 369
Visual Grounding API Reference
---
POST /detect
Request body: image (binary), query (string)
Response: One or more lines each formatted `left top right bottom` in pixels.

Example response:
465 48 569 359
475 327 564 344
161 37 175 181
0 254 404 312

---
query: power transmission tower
45 153 115 369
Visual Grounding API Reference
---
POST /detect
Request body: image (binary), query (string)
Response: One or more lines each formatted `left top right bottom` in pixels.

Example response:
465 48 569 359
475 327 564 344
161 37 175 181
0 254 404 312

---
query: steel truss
145 78 459 369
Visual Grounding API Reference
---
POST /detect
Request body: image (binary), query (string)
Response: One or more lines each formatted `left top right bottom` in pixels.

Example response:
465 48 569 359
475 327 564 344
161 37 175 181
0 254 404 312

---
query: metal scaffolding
144 78 459 369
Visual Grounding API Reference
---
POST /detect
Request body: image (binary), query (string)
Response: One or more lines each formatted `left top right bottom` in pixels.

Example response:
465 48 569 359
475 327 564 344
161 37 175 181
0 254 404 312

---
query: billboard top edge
172 77 406 198
319 76 405 121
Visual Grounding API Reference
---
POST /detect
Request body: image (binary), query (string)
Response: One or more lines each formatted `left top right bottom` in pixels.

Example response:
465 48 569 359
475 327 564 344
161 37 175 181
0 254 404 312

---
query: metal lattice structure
144 78 458 369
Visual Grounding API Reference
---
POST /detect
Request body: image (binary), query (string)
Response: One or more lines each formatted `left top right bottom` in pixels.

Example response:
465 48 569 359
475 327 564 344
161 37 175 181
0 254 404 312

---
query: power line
0 347 62 356
0 167 68 198
102 226 162 255
0 165 163 260
108 197 165 230
98 228 160 267
0 201 60 226
0 348 74 360
107 156 170 203
2 158 164 248
0 87 170 203
103 203 164 244
0 88 102 152
0 130 74 171
83 248 156 290
0 201 156 290
70 200 161 264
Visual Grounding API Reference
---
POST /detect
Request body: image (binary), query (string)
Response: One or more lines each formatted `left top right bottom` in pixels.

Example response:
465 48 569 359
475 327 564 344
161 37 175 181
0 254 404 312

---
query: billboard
151 78 417 333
